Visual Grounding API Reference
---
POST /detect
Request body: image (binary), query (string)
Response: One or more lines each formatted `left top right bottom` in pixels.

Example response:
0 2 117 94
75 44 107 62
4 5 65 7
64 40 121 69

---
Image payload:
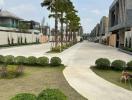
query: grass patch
0 65 87 100
91 67 132 91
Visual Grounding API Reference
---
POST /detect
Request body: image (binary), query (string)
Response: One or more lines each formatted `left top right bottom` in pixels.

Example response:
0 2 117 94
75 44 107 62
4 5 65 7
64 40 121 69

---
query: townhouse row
90 0 132 49
0 10 49 46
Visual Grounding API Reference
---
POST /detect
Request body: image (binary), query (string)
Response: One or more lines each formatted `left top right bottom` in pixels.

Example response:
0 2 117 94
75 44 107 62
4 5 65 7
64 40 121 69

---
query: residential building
99 16 109 44
109 0 132 48
0 10 41 46
0 10 20 28
90 23 100 42
90 26 96 42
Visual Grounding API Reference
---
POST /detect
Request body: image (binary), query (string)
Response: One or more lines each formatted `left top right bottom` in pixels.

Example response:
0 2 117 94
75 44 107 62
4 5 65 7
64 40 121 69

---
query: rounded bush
50 57 62 66
15 56 27 65
95 58 111 69
111 60 126 71
4 55 15 64
26 56 37 65
0 55 4 64
11 93 36 100
37 57 49 66
127 61 132 70
37 89 67 100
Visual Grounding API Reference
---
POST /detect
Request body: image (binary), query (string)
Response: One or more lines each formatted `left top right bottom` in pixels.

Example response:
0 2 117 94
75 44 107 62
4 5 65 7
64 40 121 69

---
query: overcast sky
0 0 113 33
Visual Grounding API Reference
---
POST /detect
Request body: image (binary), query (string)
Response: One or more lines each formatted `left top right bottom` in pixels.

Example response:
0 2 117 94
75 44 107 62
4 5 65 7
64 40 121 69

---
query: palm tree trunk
60 13 64 46
73 31 77 43
68 30 71 42
55 12 58 47
65 20 68 45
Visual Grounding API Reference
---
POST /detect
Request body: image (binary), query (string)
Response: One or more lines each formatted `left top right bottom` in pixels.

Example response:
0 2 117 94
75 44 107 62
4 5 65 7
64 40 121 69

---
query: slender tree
41 0 81 47
41 0 60 47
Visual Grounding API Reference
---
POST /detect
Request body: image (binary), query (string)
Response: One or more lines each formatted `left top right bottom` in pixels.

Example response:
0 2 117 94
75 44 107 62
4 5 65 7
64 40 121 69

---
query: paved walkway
61 41 132 100
0 41 132 100
0 43 51 57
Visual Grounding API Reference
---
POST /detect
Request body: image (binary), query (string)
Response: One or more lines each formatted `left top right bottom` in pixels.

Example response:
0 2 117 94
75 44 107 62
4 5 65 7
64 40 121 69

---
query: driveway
0 41 132 100
61 41 132 100
0 43 51 57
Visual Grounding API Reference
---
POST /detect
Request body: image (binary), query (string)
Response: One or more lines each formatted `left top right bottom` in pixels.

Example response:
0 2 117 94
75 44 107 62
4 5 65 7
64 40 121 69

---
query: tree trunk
65 20 68 45
73 31 77 43
68 30 72 42
55 11 58 47
60 12 64 46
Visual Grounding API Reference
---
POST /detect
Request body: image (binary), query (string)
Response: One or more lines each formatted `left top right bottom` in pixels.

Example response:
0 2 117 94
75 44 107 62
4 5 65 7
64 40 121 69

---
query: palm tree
57 0 71 46
65 9 80 44
41 0 60 47
41 0 81 47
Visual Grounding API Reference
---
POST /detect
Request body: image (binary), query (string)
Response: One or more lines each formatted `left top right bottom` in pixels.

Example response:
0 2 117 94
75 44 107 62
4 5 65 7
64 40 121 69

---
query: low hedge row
122 47 132 52
51 42 75 53
0 55 62 66
11 89 67 100
95 58 132 71
0 42 40 48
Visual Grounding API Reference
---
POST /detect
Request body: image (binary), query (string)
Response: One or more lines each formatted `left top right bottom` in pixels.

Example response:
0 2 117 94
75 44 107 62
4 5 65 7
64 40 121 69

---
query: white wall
0 31 39 45
125 31 132 47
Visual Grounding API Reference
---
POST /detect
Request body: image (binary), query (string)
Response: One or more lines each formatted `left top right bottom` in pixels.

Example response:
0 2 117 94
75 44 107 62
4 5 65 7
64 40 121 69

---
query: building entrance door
116 32 119 47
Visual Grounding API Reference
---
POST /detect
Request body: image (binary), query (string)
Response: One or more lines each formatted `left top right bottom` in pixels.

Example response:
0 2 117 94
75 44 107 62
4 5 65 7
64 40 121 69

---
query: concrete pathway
61 41 132 100
0 43 51 57
0 41 132 100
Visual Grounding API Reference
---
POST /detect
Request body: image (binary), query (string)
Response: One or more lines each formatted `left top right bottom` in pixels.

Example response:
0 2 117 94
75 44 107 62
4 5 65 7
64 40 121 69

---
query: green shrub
50 57 62 66
51 46 61 52
127 61 132 70
26 56 37 65
37 89 67 100
15 56 27 65
11 93 36 100
37 57 49 66
4 55 15 64
0 55 4 64
61 45 68 50
123 47 132 52
95 58 111 69
111 60 126 71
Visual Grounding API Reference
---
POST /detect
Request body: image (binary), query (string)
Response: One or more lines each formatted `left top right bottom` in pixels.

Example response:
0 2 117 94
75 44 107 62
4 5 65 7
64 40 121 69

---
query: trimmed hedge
111 60 126 71
15 56 27 65
94 58 132 71
10 93 36 100
4 55 15 64
37 57 49 66
127 61 132 70
37 89 67 100
95 58 110 69
0 55 4 63
26 56 37 65
11 89 67 100
0 55 62 67
50 57 62 66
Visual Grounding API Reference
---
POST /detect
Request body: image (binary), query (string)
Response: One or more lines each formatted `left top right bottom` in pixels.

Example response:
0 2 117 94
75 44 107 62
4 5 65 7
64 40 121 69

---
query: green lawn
0 66 87 100
91 67 132 91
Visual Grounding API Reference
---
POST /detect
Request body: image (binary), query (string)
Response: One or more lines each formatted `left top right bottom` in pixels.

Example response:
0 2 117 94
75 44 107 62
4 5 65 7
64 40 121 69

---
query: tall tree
41 0 59 47
41 0 81 47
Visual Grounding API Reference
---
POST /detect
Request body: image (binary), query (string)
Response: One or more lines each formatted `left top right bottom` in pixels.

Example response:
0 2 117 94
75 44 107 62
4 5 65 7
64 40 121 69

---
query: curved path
60 41 132 100
0 41 132 100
